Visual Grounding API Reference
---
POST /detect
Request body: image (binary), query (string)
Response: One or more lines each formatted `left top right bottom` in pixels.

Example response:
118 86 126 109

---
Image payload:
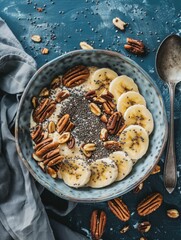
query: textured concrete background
1 0 181 239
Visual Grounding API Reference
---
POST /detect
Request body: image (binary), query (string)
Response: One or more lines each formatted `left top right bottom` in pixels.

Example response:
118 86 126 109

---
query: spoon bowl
156 34 181 193
156 35 181 83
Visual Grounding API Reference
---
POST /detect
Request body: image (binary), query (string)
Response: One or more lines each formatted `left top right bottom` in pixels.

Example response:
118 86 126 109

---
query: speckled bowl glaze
15 50 168 202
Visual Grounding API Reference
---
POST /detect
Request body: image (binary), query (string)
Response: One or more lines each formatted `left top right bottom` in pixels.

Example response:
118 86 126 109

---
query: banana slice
109 75 139 102
90 68 118 93
87 158 118 188
117 91 146 115
124 104 154 134
109 151 133 181
119 125 149 161
60 159 91 188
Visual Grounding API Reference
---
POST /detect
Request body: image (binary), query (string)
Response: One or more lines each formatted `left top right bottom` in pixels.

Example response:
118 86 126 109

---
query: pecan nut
104 141 120 151
35 142 59 158
62 65 90 88
137 221 151 233
100 128 108 141
151 164 161 175
58 132 71 144
93 96 106 104
31 96 38 108
124 38 145 55
80 145 92 158
50 76 61 89
85 90 97 100
100 114 108 123
46 167 57 178
83 143 96 152
167 209 179 218
67 135 75 149
102 101 115 115
108 198 130 222
33 98 56 123
57 114 74 134
90 210 106 240
137 193 163 216
101 90 114 101
48 121 56 133
39 87 50 97
55 90 70 103
107 112 124 135
89 103 102 116
31 125 44 144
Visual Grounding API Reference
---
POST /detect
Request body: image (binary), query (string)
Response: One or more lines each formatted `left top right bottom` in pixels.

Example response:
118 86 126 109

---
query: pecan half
31 125 44 144
104 141 120 151
67 135 75 149
48 121 56 133
39 87 50 97
80 145 92 158
46 167 57 178
100 128 108 141
151 164 160 175
62 65 90 88
50 76 61 89
167 209 179 218
55 90 70 103
124 38 145 55
43 148 64 167
31 96 38 108
90 210 106 240
100 114 108 123
108 198 130 222
85 90 97 100
137 193 163 216
107 112 124 135
137 221 151 233
83 143 96 152
57 114 74 134
35 142 59 158
102 101 115 115
33 98 56 123
101 91 114 101
58 132 71 144
89 103 102 116
93 96 106 104
34 137 53 151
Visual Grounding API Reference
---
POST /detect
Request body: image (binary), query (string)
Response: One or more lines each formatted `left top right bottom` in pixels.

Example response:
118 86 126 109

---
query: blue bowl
15 50 168 202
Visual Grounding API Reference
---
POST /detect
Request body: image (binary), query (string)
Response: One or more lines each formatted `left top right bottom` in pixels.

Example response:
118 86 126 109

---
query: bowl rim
15 49 168 202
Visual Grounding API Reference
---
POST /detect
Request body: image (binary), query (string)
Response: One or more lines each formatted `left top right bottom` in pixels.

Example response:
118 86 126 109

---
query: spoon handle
164 83 177 193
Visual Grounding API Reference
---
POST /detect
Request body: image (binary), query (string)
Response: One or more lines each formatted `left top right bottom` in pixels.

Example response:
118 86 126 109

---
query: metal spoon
156 34 181 193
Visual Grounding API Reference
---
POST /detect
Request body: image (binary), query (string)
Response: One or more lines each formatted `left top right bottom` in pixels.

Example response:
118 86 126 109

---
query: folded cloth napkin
0 17 87 240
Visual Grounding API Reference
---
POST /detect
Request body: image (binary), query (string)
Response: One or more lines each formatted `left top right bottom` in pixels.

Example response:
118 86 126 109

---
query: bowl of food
15 49 167 202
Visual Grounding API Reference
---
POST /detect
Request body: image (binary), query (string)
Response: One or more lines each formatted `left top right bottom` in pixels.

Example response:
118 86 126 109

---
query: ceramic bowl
15 50 168 202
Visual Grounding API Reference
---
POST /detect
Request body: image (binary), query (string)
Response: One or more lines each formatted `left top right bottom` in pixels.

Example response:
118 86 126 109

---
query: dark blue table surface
1 0 181 239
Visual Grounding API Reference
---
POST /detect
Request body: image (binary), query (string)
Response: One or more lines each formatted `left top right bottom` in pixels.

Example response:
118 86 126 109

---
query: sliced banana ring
124 104 154 135
87 158 118 188
109 75 139 102
119 125 149 161
117 91 146 115
90 68 118 91
60 159 91 188
109 151 133 181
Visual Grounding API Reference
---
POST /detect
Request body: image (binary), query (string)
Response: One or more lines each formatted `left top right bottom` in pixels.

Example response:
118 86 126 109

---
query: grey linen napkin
0 18 87 240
